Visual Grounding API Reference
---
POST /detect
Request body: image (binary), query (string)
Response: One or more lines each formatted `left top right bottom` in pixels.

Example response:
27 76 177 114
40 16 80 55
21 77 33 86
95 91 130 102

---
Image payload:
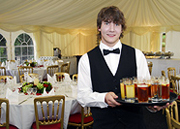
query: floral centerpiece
24 61 37 67
18 81 52 95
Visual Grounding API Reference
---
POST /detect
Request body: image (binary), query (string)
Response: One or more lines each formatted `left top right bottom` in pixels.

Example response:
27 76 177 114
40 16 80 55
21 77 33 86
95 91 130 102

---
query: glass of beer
137 79 149 103
151 77 162 102
160 77 170 101
124 78 135 102
133 77 138 100
120 79 125 100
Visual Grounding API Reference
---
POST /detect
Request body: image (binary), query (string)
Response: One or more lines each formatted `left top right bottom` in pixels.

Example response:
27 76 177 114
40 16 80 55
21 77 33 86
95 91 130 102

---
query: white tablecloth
6 67 47 83
1 83 80 129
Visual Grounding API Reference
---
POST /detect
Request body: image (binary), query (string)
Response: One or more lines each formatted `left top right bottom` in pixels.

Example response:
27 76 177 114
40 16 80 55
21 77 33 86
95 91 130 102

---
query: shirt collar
99 40 122 54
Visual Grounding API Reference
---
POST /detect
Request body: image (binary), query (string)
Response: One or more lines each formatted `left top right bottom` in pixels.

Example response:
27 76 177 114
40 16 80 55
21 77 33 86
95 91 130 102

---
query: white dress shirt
77 40 150 108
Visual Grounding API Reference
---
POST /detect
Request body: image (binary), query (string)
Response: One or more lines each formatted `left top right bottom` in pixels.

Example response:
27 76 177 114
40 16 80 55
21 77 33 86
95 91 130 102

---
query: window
14 33 34 63
0 34 7 63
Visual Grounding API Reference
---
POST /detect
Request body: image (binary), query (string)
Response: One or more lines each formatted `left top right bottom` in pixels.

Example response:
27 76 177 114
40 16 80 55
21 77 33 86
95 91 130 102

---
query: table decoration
18 81 52 95
24 61 37 67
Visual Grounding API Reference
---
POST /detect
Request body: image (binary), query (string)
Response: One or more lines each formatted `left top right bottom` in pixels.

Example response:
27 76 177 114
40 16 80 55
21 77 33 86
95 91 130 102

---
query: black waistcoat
87 44 146 129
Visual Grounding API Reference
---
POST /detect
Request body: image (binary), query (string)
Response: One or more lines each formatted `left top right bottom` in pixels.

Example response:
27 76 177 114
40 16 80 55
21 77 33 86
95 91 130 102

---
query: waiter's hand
147 103 170 112
105 92 121 107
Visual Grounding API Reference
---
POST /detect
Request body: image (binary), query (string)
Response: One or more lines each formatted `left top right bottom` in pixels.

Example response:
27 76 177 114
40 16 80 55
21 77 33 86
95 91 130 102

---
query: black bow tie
103 48 120 55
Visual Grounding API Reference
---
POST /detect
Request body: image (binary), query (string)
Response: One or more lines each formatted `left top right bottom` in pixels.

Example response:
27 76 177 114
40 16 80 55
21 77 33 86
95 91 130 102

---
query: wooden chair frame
0 98 10 128
47 65 59 76
68 106 94 129
0 76 13 83
20 73 39 83
0 67 6 75
18 66 33 80
147 61 153 75
167 67 176 84
34 95 65 129
165 101 180 129
72 74 78 82
60 62 70 74
54 72 70 82
171 75 180 105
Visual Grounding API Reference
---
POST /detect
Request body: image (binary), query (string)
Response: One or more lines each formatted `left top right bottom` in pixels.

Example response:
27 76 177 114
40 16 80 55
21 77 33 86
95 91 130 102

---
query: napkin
47 74 57 84
6 88 19 103
6 76 17 86
1 62 5 67
27 74 34 82
64 73 72 82
42 88 55 96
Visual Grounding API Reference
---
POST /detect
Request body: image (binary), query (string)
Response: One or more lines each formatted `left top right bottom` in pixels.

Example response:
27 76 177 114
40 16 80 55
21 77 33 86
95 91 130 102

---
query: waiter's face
98 21 122 47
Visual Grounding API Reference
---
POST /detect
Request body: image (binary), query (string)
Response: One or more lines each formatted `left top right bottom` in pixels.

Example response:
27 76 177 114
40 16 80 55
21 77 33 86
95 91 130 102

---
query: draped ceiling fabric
0 0 180 58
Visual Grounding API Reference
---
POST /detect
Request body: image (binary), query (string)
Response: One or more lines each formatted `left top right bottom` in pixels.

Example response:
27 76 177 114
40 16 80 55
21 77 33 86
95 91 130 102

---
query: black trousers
91 106 146 129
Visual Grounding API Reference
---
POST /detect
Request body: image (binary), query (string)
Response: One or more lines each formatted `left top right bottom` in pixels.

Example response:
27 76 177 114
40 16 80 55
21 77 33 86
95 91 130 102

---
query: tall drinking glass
137 79 149 103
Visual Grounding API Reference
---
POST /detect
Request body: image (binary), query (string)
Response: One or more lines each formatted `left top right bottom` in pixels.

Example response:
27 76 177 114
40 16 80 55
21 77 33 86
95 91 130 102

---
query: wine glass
32 87 37 95
27 88 33 96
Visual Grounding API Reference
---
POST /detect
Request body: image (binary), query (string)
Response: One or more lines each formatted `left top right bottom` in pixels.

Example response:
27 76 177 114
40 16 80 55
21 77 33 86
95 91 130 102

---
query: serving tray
115 92 178 106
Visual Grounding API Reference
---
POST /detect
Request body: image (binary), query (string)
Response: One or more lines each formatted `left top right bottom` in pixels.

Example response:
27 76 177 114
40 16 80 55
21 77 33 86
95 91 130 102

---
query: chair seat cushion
68 113 93 124
170 90 180 100
0 125 18 129
32 122 61 129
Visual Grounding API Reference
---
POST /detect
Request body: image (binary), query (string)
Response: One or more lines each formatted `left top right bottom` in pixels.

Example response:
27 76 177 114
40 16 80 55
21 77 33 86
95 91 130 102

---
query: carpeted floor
67 107 168 129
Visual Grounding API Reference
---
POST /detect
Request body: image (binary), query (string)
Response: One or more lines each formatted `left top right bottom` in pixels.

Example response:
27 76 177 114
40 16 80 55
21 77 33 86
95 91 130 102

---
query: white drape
0 0 180 58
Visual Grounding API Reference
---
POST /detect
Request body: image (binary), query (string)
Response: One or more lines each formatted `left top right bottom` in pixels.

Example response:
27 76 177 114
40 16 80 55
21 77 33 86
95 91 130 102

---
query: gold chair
47 65 59 76
161 70 166 77
54 72 70 82
72 74 78 82
0 67 6 76
0 98 18 129
18 66 33 80
56 60 64 67
20 73 39 83
7 60 15 62
171 76 180 105
165 101 180 129
167 67 176 87
147 62 153 75
32 95 65 129
60 62 70 74
0 76 13 83
68 106 94 129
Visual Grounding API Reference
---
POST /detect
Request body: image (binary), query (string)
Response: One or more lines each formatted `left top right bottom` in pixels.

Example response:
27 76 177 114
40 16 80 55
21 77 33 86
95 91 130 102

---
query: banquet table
1 82 81 129
6 67 47 83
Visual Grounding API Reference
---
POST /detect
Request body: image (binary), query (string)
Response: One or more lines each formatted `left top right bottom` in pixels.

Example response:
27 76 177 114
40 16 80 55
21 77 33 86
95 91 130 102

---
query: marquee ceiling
0 0 180 33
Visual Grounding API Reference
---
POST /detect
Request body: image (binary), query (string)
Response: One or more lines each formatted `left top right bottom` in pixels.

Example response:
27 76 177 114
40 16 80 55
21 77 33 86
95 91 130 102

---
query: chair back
56 60 64 67
20 73 39 83
60 62 70 74
165 101 180 129
0 67 6 76
7 60 15 63
0 76 13 83
54 72 70 82
161 70 166 77
18 66 33 80
72 74 78 82
167 67 176 82
47 65 59 76
0 98 10 129
147 62 153 75
171 76 180 94
34 95 65 129
68 105 94 129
